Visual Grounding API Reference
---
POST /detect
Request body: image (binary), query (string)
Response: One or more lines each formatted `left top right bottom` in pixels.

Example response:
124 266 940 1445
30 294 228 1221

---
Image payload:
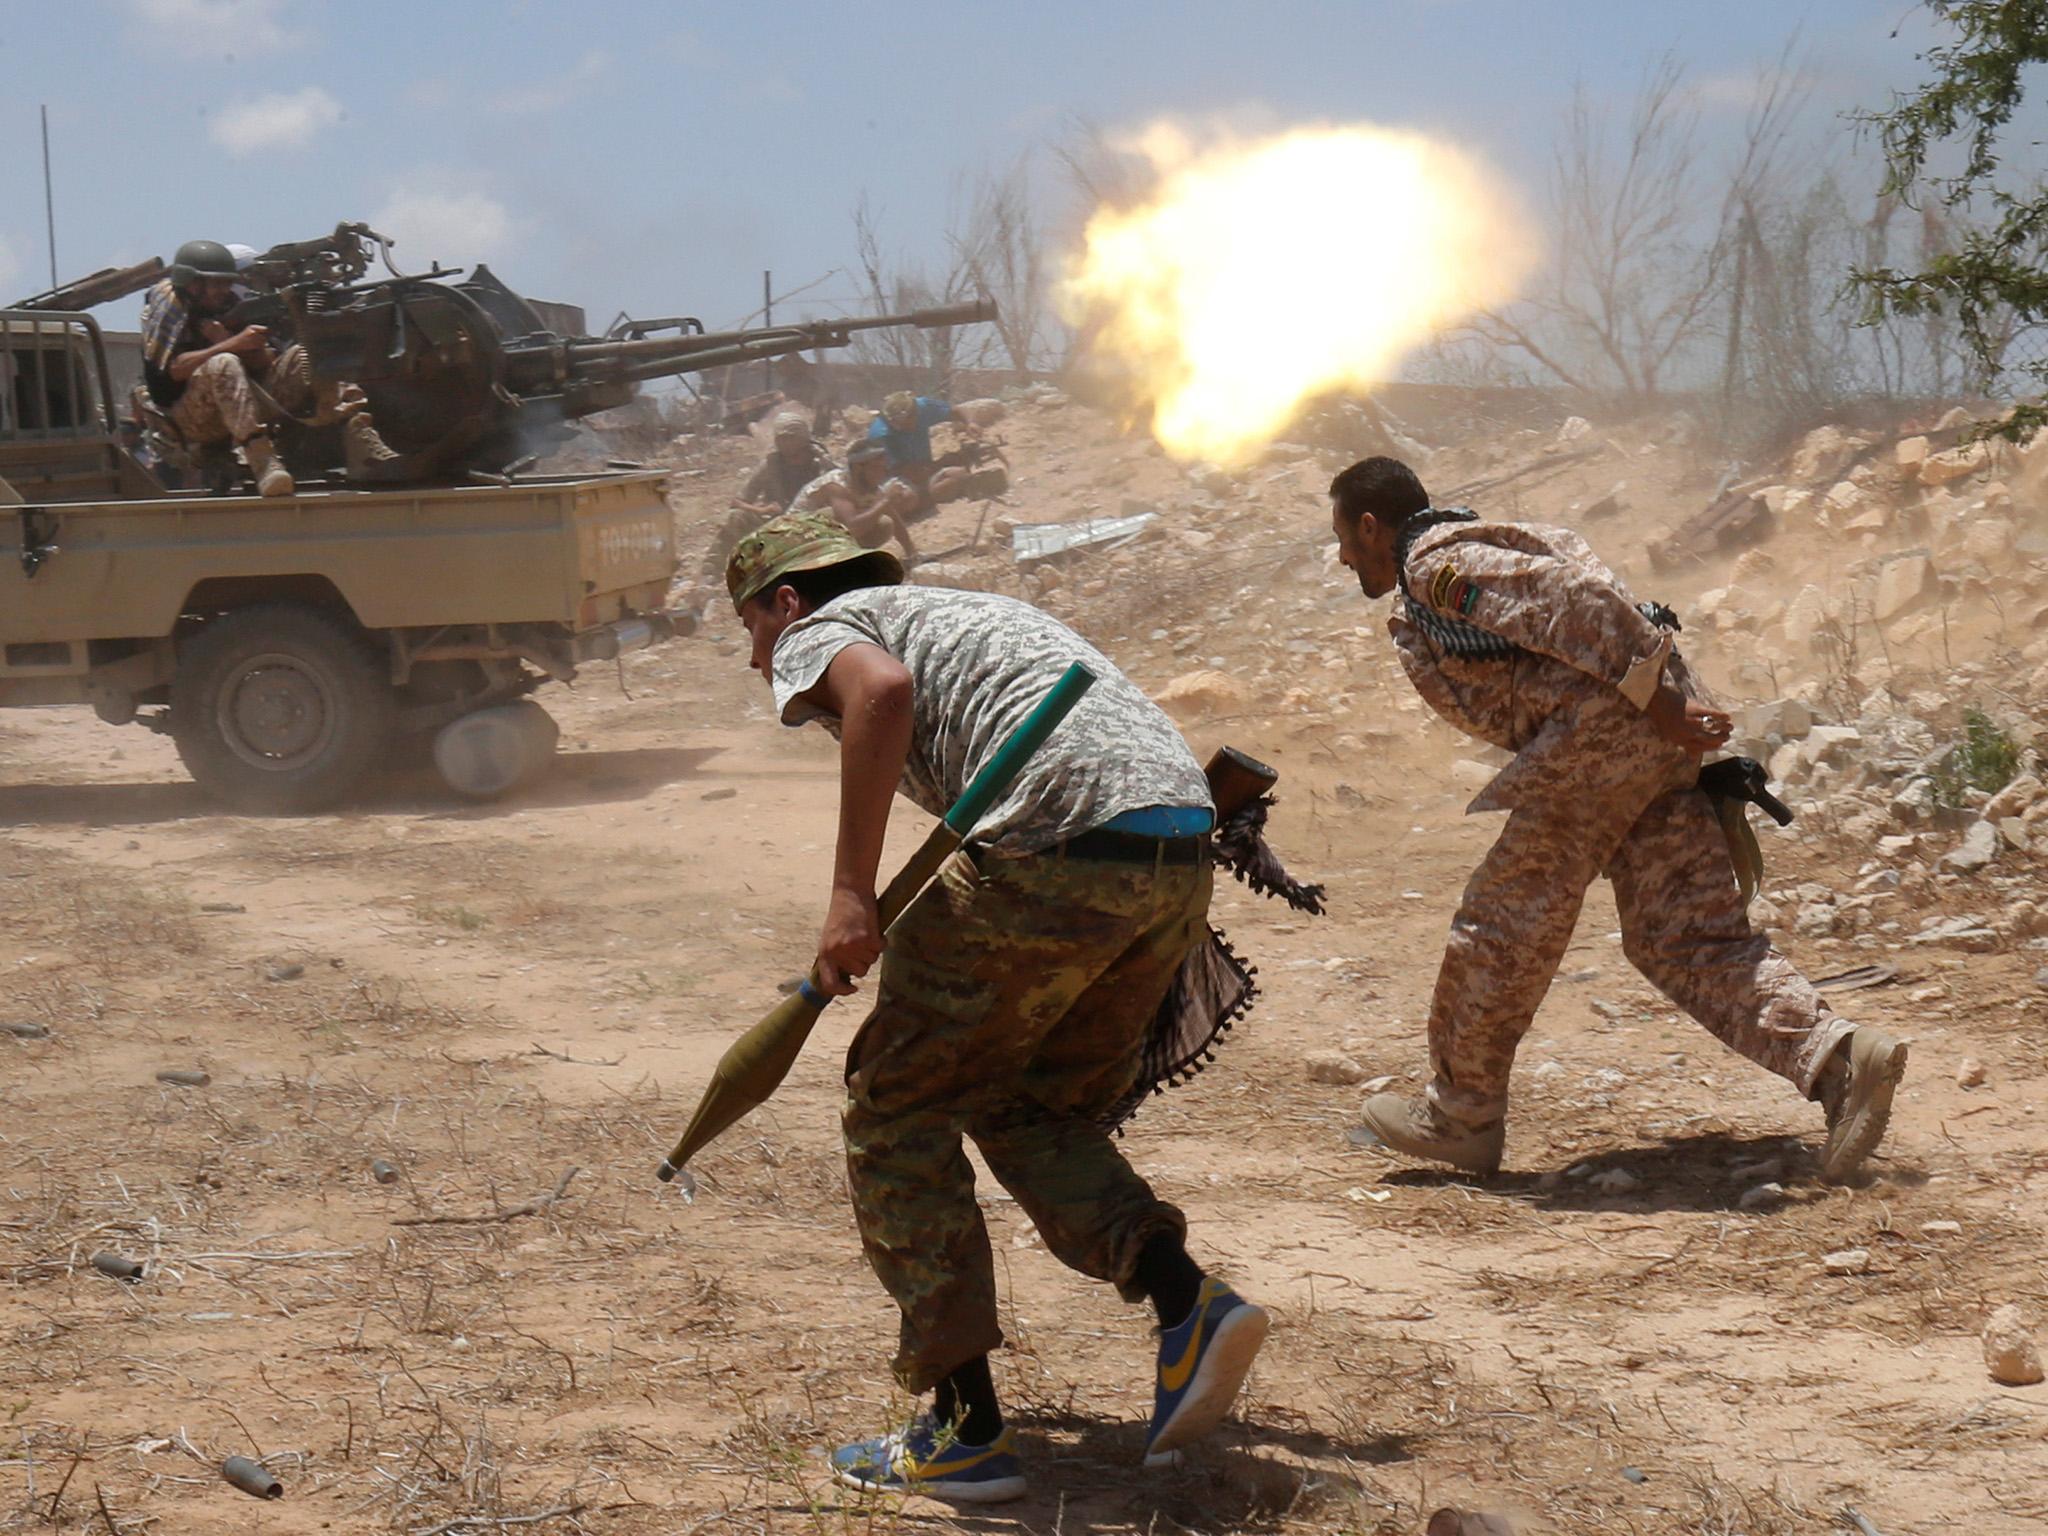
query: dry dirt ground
4 408 2046 1536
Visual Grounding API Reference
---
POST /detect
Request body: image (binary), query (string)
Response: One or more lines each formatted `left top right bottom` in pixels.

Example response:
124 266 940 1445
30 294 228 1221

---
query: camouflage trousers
167 346 315 447
843 846 1212 1392
1425 688 1854 1129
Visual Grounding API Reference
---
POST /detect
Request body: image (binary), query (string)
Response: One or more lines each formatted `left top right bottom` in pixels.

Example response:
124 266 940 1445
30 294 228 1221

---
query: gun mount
220 224 997 480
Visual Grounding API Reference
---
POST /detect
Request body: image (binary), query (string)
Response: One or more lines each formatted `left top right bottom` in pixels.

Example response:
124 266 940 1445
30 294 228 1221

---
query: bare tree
1471 56 1739 398
846 158 1065 385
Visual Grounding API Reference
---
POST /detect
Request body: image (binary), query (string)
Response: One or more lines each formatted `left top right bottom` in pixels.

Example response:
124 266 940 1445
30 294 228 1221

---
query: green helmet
170 239 238 290
725 509 903 612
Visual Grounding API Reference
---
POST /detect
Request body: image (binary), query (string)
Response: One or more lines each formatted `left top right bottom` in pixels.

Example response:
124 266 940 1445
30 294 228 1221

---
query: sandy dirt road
3 581 2045 1536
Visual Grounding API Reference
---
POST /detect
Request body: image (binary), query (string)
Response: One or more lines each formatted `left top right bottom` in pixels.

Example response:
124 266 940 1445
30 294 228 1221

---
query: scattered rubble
1983 1304 2046 1386
1305 1049 1369 1086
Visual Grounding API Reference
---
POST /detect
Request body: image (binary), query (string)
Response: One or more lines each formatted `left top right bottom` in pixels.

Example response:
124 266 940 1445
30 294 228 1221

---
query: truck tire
170 605 395 813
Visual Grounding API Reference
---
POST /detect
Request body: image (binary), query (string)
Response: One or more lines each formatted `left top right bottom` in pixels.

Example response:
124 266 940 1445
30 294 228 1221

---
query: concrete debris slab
1010 511 1156 562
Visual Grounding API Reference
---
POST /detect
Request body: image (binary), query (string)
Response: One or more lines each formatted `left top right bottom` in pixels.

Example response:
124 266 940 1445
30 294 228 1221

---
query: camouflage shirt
770 586 1212 854
1389 518 1684 812
739 446 826 512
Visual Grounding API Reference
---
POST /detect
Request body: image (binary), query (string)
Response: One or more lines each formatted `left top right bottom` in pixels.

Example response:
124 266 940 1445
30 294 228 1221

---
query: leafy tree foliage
1850 0 2048 438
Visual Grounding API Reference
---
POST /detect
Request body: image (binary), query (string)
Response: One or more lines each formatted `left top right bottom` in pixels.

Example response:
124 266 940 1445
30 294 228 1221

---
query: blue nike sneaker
830 1413 1027 1504
1144 1277 1270 1463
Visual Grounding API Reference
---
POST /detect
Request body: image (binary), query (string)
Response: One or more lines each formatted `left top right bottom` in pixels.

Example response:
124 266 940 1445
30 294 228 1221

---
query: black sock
931 1355 1003 1445
1133 1231 1205 1329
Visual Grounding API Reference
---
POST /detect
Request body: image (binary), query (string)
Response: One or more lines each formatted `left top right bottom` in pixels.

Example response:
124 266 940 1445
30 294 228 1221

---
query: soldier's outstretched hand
1647 681 1733 754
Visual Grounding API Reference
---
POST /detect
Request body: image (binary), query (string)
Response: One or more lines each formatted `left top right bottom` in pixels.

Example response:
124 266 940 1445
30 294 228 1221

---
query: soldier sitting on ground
736 411 829 519
866 389 977 510
1328 455 1908 1182
139 239 399 496
689 413 838 600
792 441 921 561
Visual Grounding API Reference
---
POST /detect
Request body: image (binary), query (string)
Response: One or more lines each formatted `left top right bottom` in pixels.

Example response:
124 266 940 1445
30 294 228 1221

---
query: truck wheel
170 605 394 813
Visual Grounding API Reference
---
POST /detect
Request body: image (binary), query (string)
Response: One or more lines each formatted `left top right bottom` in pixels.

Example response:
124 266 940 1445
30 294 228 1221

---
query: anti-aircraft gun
229 223 997 481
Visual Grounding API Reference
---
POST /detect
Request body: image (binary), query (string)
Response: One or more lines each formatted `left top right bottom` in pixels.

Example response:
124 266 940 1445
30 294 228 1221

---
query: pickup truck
1 305 680 811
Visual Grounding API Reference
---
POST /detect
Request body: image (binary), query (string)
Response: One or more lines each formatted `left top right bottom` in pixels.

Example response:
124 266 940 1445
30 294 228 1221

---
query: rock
1789 425 1858 483
264 960 304 983
1760 484 1815 519
1428 1508 1516 1536
2000 818 2032 853
1910 913 2001 949
1961 516 2018 566
1890 777 1937 826
1450 758 1496 791
1739 1181 1786 1211
1152 669 1249 720
1738 698 1815 743
1589 1167 1641 1194
1557 415 1592 443
1583 486 1626 520
1359 1074 1397 1093
1800 725 1863 769
1921 1219 1963 1237
1769 741 1803 785
1874 552 1937 623
1895 435 1931 473
1782 584 1836 652
1920 440 1991 486
1824 480 1872 521
1956 1057 1988 1089
1823 1248 1871 1275
1305 1050 1368 1086
1984 774 2042 822
1983 1304 2046 1386
1939 819 2000 873
952 398 1007 428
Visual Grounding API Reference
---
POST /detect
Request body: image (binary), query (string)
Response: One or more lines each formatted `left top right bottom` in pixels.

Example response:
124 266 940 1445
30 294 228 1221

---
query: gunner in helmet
138 239 397 496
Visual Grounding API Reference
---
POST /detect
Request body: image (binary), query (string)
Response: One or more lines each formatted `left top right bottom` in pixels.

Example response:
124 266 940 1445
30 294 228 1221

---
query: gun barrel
554 296 1002 390
12 257 167 313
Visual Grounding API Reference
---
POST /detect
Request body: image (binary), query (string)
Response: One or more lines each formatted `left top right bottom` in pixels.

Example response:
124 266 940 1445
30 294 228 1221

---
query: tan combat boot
242 435 295 497
1814 1027 1909 1182
1357 1092 1505 1175
343 414 409 485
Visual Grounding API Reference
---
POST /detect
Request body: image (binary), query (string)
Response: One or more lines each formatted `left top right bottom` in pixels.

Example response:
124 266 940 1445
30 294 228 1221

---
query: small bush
1930 708 2021 808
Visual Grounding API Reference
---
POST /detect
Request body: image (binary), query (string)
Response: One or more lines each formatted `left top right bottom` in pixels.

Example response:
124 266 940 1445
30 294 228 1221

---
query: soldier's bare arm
167 324 271 383
799 642 916 996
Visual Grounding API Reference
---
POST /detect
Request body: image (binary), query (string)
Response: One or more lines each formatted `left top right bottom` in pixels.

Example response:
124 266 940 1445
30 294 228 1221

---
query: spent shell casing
220 1456 282 1499
90 1251 145 1282
155 1069 211 1087
3 1021 50 1039
370 1159 400 1185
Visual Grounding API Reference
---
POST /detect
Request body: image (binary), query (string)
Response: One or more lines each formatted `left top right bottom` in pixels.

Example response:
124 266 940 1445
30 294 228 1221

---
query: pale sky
1 1 1948 333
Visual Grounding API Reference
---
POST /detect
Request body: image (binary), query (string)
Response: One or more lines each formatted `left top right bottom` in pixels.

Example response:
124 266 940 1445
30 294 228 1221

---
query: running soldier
727 510 1267 1501
1329 456 1907 1180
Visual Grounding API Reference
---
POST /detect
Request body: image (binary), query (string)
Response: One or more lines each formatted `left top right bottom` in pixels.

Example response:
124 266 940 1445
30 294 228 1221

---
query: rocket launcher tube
655 662 1095 1184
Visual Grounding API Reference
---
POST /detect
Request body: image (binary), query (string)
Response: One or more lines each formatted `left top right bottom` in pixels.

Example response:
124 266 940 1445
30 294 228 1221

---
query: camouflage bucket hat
726 509 905 612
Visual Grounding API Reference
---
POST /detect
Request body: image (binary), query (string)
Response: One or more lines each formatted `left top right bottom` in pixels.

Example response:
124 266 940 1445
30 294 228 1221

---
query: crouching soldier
727 510 1268 1501
1328 456 1907 1181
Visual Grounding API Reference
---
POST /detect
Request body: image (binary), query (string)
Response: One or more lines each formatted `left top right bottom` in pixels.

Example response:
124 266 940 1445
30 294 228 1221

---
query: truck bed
1 471 676 644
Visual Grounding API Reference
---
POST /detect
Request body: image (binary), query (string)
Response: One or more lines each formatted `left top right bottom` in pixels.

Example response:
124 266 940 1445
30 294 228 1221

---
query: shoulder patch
1428 563 1461 610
